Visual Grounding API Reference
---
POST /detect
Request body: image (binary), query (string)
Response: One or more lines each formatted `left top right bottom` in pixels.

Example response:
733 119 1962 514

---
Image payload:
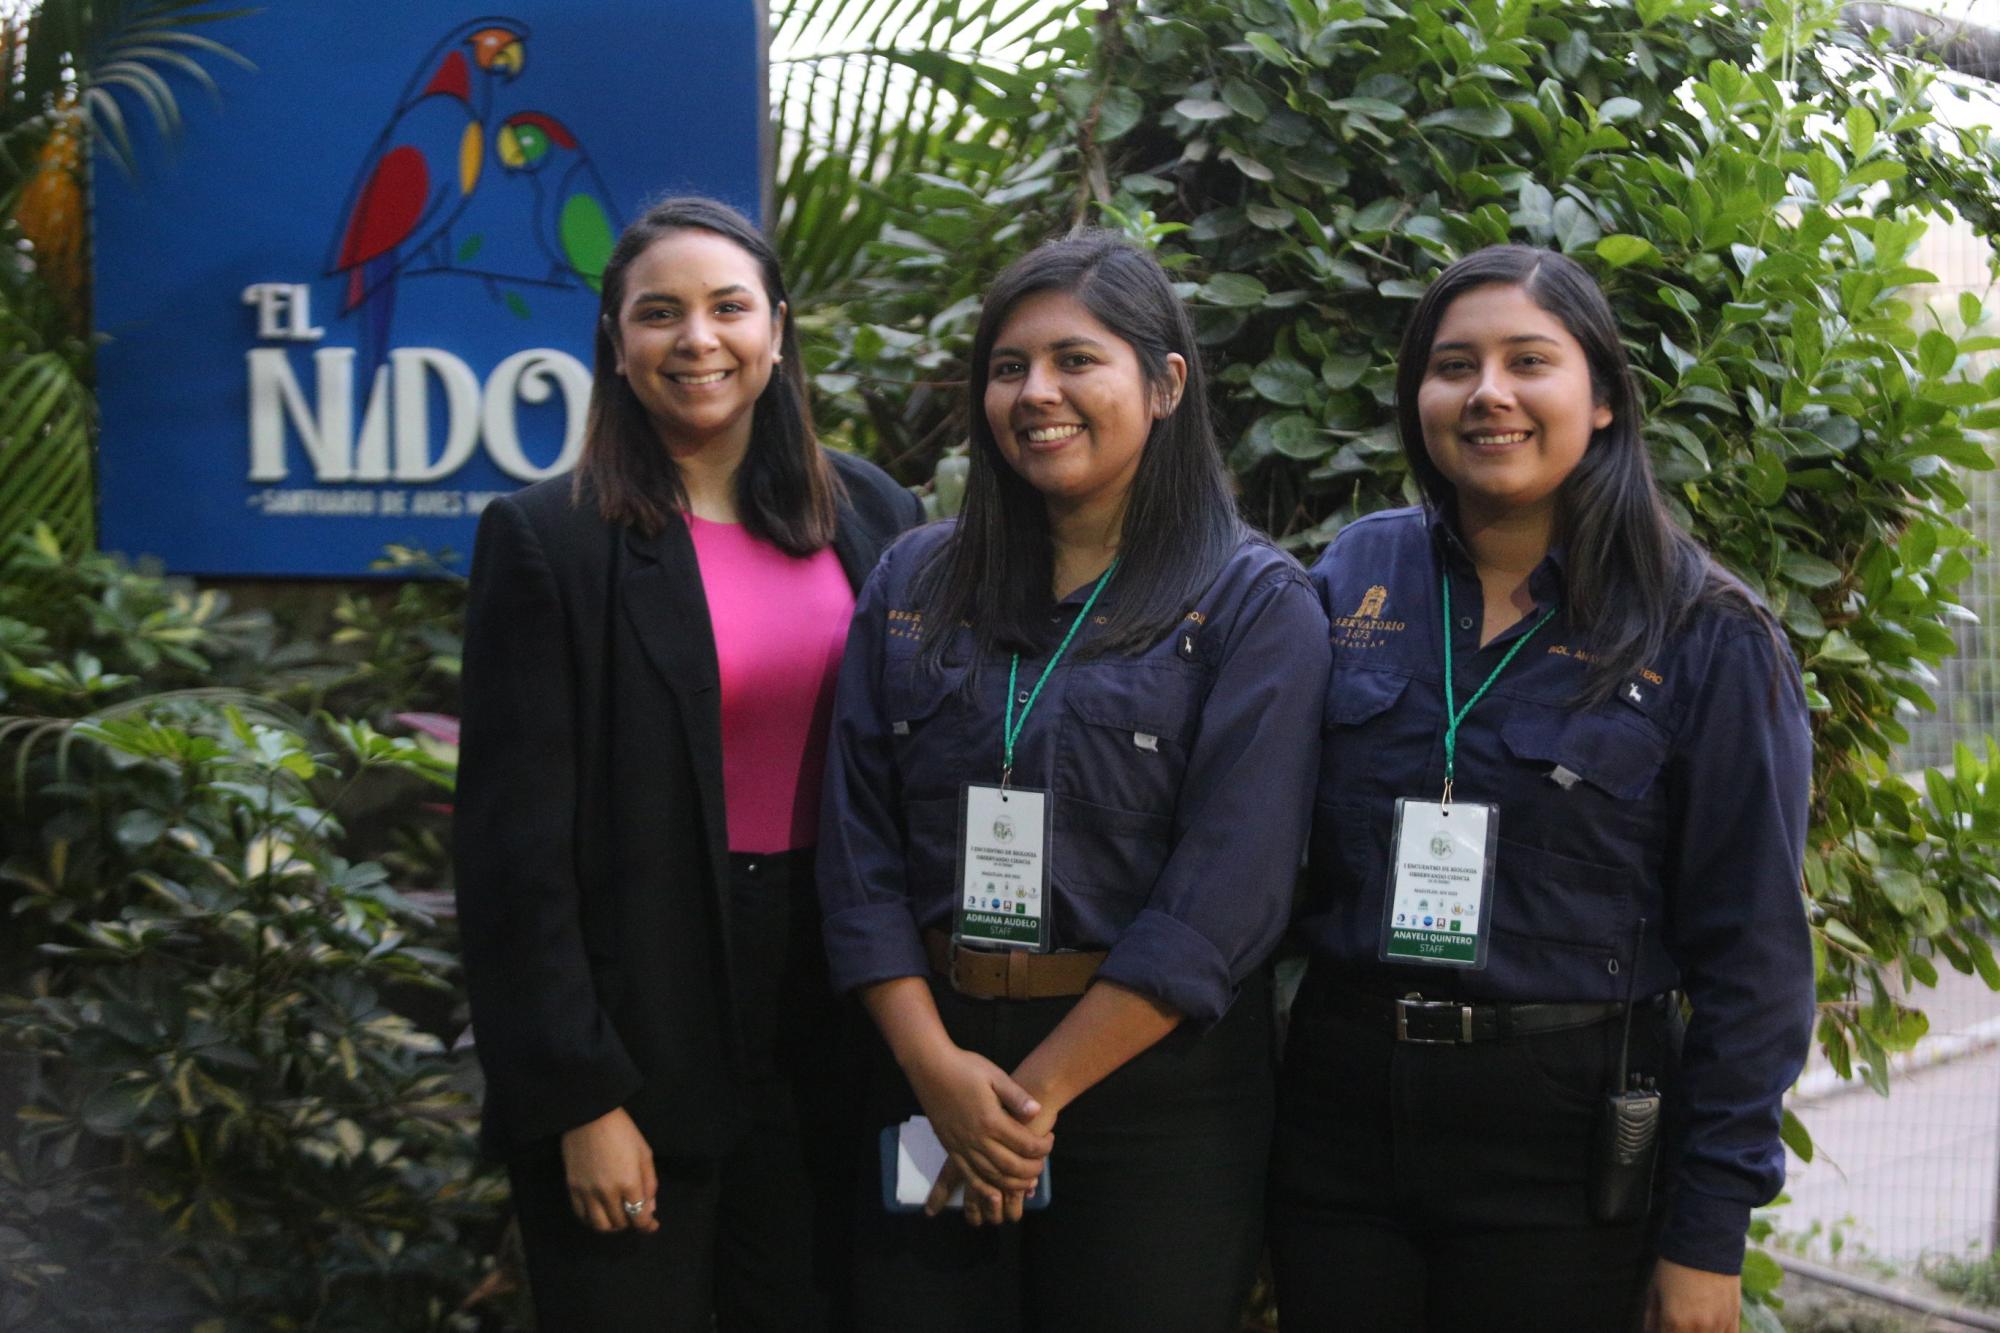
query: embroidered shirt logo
1331 582 1406 650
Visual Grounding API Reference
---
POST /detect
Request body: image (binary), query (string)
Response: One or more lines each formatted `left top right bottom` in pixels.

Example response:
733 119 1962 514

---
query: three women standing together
456 198 1813 1332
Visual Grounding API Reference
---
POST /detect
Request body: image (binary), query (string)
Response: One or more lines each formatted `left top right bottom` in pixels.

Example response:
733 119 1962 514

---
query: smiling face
1415 282 1612 527
982 289 1185 524
611 228 784 459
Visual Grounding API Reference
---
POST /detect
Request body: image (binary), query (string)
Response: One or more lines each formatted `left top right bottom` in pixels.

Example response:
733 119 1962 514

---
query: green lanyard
1002 560 1118 788
1440 571 1556 803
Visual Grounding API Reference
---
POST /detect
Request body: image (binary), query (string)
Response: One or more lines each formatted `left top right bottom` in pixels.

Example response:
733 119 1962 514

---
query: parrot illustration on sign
495 111 620 292
326 19 529 375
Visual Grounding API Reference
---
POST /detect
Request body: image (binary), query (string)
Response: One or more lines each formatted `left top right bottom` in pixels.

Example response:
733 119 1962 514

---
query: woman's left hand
927 1153 1047 1226
1643 1258 1740 1333
925 1103 1056 1225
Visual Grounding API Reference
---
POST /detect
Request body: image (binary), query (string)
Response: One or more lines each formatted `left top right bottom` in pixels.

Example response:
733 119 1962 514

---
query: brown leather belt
923 929 1105 1001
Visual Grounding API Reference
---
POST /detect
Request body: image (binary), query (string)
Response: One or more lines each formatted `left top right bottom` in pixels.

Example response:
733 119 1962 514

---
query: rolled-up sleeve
1095 570 1332 1026
817 546 931 994
454 499 642 1150
1657 625 1815 1273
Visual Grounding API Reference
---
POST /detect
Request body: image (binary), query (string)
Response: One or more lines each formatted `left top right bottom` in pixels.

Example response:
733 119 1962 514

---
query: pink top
686 514 856 854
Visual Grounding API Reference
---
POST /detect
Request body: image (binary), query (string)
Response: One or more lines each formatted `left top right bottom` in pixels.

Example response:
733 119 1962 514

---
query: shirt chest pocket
883 651 973 800
1055 662 1204 822
1325 664 1412 728
1498 706 1671 864
1318 666 1414 812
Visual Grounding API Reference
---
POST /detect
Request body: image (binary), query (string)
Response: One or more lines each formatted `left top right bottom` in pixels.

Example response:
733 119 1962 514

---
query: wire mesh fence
1784 970 2000 1266
1773 214 2000 1326
1899 216 2000 774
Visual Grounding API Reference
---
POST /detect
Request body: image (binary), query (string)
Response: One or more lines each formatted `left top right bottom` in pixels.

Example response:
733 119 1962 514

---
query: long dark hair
570 196 839 555
917 231 1243 659
1396 245 1761 701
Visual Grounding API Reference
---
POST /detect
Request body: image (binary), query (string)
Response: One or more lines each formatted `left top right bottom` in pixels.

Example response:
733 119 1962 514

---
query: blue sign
93 4 765 576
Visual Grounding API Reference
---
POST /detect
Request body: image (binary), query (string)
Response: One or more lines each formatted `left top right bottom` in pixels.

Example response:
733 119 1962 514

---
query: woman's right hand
560 1107 659 1234
905 1043 1054 1211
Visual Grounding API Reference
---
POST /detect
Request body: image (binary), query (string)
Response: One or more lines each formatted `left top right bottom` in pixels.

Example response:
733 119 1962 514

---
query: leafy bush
0 532 504 1330
1109 0 2000 1112
1923 1247 2000 1309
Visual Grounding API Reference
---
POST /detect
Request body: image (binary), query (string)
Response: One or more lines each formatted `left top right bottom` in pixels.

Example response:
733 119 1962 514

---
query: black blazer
454 450 924 1159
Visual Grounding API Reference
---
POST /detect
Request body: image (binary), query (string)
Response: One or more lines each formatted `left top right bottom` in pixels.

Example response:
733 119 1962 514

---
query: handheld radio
1590 918 1662 1225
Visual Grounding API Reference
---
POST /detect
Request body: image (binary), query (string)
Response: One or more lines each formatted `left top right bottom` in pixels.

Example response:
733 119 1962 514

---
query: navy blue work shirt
1300 506 1814 1275
818 521 1331 1028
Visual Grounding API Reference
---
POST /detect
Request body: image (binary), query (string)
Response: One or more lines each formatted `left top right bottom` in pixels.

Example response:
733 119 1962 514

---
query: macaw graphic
326 19 529 374
494 111 620 292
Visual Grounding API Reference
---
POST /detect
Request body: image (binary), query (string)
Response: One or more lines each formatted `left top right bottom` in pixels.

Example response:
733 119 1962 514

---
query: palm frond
10 1 258 182
0 1 254 564
0 342 93 564
771 0 1090 298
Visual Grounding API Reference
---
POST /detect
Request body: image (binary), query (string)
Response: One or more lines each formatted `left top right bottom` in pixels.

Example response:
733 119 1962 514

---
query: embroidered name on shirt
888 608 924 641
1546 644 1664 685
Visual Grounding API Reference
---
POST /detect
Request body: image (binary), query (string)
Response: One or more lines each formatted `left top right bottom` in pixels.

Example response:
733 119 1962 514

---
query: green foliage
0 534 498 1329
2 701 502 1328
797 140 1086 492
0 233 93 563
319 548 467 721
0 524 276 707
1 1 255 193
771 0 1090 302
1923 1248 2000 1308
0 525 466 725
772 0 1101 498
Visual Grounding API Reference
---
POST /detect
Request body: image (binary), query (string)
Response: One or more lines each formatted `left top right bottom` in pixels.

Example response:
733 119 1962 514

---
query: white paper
895 1115 966 1209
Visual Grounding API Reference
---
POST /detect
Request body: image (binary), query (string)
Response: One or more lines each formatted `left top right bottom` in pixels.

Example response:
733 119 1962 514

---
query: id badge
954 783 1051 950
1380 797 1498 968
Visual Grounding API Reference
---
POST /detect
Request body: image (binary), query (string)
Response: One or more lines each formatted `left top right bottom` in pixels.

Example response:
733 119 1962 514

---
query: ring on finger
621 1198 646 1219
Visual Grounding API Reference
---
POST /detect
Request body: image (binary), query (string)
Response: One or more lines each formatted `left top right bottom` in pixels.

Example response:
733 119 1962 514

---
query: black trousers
1268 972 1680 1333
852 968 1275 1333
509 849 858 1332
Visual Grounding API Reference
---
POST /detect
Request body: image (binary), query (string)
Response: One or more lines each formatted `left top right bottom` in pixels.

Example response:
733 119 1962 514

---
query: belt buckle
1394 994 1473 1044
947 941 1002 1001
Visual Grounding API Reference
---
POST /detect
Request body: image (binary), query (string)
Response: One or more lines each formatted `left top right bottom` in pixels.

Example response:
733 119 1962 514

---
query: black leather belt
1321 989 1628 1045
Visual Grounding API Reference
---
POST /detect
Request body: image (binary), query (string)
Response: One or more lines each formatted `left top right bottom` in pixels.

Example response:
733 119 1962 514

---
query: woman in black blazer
454 197 922 1330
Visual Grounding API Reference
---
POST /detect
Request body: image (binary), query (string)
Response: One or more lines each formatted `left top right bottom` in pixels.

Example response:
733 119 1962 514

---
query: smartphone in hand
879 1115 1051 1213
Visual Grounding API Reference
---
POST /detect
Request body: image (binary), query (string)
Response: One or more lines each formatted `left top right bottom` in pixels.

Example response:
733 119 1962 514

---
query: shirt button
1016 691 1030 703
1459 616 1474 630
745 860 759 876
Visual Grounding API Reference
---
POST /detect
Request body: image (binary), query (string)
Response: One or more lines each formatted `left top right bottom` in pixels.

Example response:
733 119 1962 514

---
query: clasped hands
906 1043 1055 1227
